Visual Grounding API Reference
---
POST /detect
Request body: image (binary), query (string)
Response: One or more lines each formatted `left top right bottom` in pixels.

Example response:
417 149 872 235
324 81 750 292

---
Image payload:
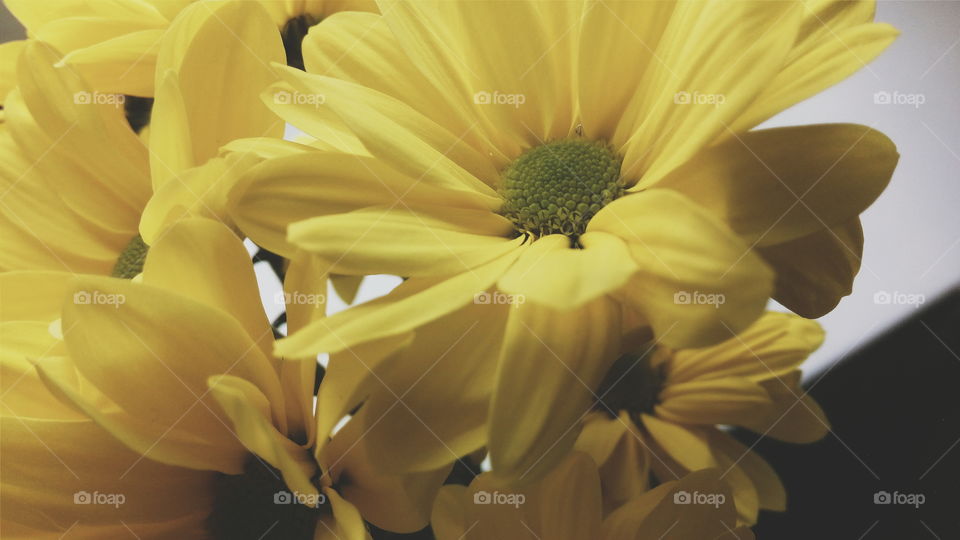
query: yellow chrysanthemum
228 0 898 482
577 311 828 524
2 0 377 96
0 0 285 274
0 219 445 538
432 452 753 540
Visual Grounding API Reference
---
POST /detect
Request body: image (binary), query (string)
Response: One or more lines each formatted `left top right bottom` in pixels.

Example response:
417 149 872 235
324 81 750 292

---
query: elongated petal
591 190 773 348
278 251 521 357
657 124 898 246
655 377 774 426
289 206 519 277
619 0 801 186
668 312 824 383
59 29 165 96
229 150 497 258
273 65 500 198
488 296 621 482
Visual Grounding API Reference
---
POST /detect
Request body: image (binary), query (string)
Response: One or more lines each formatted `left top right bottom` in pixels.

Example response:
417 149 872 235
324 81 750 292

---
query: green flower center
594 349 665 417
208 457 326 540
499 138 624 239
110 234 148 279
282 13 322 71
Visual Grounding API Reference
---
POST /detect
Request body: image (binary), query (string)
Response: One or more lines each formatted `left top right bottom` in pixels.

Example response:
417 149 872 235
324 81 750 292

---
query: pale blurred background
2 1 958 378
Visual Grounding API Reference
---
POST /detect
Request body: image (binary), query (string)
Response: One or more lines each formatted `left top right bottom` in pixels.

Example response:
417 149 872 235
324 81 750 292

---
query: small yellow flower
432 451 753 540
0 0 285 274
0 219 443 538
578 312 829 524
229 0 898 482
3 0 377 96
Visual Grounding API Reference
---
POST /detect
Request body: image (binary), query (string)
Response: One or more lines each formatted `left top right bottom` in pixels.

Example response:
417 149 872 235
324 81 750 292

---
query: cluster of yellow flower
0 1 900 538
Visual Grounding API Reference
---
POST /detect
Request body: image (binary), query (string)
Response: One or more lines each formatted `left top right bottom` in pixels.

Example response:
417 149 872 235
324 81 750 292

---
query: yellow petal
602 469 737 539
60 276 285 457
760 219 863 317
747 371 830 444
641 414 716 471
578 0 674 139
656 377 773 426
153 0 285 172
488 297 621 483
14 43 150 229
498 232 638 310
733 12 898 131
278 251 521 357
0 40 25 101
322 413 450 533
142 218 273 360
315 487 369 540
657 124 898 246
273 65 500 198
207 374 317 497
668 312 824 383
347 299 508 473
302 11 505 165
430 485 470 540
619 0 802 185
536 452 603 540
710 430 786 514
229 150 498 258
592 189 773 348
289 206 519 277
58 29 165 96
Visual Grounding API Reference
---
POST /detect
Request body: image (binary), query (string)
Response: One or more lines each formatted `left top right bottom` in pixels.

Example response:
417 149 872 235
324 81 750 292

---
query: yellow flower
0 219 444 538
432 451 753 540
577 312 829 524
229 0 898 481
0 0 285 274
3 0 377 96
